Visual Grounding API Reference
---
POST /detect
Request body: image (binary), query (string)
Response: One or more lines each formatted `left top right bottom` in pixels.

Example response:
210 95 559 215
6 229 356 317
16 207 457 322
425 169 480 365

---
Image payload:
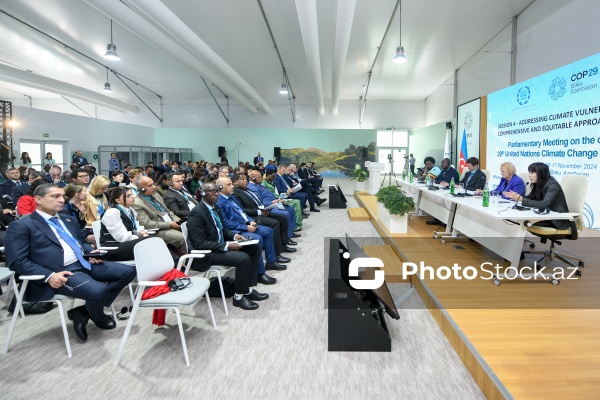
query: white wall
11 106 155 165
425 74 455 126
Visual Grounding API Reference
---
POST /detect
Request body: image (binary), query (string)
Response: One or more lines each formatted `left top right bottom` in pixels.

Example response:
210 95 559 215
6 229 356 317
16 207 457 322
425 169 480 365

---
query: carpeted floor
0 178 484 400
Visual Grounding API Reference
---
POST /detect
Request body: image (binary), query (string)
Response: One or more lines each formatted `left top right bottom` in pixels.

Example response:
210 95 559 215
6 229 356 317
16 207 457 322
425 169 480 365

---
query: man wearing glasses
131 176 186 258
186 183 270 310
71 169 90 187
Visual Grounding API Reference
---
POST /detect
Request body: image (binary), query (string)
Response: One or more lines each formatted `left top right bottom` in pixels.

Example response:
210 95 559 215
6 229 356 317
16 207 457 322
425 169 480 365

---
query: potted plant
349 164 368 191
375 185 415 233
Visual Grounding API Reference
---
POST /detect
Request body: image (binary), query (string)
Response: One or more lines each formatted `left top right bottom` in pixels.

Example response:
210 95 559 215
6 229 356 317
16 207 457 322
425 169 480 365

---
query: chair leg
214 270 228 315
205 293 217 330
110 304 117 321
172 308 190 367
115 291 143 365
128 283 135 305
2 280 28 355
554 253 580 269
54 300 72 358
9 277 25 318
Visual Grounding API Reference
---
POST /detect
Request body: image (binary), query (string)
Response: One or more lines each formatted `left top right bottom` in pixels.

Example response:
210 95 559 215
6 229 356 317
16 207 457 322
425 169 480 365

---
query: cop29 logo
549 77 566 100
517 86 530 105
464 111 473 129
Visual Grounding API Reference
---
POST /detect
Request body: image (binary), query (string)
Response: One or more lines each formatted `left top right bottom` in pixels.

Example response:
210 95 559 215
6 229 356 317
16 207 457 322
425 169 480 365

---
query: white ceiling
0 0 535 120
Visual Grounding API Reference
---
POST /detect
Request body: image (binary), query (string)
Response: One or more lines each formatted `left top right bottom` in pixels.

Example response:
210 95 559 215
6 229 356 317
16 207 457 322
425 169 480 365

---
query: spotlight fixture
279 84 288 94
104 19 120 61
103 68 112 92
393 1 407 64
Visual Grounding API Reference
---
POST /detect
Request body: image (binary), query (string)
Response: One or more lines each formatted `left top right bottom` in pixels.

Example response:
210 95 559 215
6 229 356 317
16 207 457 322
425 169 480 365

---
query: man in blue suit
4 183 136 342
274 164 321 212
216 177 287 272
247 170 299 238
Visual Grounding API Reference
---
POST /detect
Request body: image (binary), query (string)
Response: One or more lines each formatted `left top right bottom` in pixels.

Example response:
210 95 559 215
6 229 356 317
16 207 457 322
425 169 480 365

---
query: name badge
161 213 173 223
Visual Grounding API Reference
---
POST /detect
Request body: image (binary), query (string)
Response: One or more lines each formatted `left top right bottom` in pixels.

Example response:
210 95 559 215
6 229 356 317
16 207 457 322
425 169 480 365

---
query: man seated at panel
216 177 287 273
187 183 272 309
435 158 459 185
132 176 186 258
457 157 486 191
163 172 198 219
231 173 297 252
4 183 136 342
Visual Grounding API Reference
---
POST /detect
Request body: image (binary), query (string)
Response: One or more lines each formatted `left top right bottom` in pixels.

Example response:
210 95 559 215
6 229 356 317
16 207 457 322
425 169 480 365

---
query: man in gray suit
131 176 186 257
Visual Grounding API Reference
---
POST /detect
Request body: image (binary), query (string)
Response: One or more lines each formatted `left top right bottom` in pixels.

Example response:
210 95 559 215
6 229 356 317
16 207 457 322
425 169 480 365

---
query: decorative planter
356 181 366 192
378 202 409 233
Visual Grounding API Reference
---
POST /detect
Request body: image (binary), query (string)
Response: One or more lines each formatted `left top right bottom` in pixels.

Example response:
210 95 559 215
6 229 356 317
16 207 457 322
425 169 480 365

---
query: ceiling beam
331 0 356 116
127 0 271 114
294 0 324 116
83 0 259 114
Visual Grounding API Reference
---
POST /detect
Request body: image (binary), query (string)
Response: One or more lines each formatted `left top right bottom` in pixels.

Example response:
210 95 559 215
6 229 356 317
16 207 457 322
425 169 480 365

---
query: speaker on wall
218 146 226 157
274 147 281 158
446 122 453 130
361 147 369 159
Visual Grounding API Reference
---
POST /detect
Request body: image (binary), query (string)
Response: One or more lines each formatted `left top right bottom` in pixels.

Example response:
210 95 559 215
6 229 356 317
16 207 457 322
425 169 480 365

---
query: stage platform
355 191 600 400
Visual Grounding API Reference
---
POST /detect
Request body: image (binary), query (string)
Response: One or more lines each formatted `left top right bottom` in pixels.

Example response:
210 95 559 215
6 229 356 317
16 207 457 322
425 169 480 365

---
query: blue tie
48 217 92 270
209 208 224 243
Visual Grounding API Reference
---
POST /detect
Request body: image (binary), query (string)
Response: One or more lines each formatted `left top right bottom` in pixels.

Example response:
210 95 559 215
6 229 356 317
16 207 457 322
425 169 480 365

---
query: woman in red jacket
16 179 50 217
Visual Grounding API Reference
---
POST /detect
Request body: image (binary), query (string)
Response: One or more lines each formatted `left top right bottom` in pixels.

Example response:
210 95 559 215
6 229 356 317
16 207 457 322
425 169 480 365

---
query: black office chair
522 175 587 274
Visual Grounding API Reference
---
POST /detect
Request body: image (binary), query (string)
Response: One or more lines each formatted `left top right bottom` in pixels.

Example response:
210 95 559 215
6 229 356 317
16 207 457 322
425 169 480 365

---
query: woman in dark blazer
505 162 569 229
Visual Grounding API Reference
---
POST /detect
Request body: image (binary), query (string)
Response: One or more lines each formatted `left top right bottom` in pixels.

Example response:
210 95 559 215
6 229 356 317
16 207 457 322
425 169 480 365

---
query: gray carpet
0 178 484 400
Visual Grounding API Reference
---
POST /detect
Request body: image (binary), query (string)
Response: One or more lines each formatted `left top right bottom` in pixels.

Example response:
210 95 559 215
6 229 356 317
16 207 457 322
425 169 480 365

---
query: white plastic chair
3 275 75 357
114 237 216 367
517 172 531 195
181 221 233 315
92 220 136 304
481 169 491 186
0 267 24 317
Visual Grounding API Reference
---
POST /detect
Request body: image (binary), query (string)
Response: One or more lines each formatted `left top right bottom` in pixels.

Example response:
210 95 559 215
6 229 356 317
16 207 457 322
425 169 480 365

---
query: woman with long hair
505 162 569 229
60 183 95 243
85 175 110 225
43 152 56 166
99 186 150 261
189 167 204 197
20 152 32 167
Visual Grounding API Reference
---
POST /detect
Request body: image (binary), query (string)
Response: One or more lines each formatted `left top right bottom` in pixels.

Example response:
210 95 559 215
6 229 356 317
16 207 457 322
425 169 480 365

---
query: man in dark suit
458 157 486 191
298 162 322 191
0 167 26 200
72 150 89 168
164 172 198 219
49 166 67 188
274 164 320 212
186 183 272 310
253 152 264 166
230 173 296 253
11 171 46 205
435 158 459 185
216 177 287 272
4 183 135 342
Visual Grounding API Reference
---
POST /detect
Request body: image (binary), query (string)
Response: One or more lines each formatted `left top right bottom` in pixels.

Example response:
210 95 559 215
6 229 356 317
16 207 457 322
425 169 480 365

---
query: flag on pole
459 129 468 177
443 130 451 161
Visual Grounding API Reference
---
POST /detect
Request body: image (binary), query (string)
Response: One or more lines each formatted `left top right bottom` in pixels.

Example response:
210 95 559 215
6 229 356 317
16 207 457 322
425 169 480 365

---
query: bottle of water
450 177 455 195
482 183 490 207
409 172 413 183
402 170 406 180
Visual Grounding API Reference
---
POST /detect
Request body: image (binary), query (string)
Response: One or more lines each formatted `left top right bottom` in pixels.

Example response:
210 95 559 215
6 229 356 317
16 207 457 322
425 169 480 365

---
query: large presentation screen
456 98 480 176
487 52 600 228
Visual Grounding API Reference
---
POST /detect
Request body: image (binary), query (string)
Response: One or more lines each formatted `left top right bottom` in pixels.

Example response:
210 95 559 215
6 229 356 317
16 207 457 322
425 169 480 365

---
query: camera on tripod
387 153 392 161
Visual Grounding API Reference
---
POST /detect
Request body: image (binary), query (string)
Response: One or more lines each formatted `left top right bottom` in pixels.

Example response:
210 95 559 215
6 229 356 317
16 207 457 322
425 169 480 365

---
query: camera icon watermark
344 252 385 290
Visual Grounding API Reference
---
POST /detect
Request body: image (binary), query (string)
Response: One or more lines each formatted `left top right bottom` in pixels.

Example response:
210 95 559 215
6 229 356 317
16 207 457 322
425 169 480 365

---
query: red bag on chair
141 269 188 326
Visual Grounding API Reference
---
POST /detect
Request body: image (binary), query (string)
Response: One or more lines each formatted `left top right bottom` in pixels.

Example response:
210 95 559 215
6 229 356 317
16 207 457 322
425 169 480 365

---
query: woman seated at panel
85 175 110 225
476 161 525 199
504 162 569 229
99 186 150 261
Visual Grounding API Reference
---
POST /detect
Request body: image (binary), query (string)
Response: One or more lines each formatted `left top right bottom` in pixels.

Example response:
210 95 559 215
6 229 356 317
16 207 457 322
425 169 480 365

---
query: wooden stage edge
355 191 600 399
354 192 510 399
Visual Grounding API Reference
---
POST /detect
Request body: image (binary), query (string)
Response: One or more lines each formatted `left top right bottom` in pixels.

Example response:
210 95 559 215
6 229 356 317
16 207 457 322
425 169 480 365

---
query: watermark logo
345 252 385 290
517 86 531 105
548 77 566 100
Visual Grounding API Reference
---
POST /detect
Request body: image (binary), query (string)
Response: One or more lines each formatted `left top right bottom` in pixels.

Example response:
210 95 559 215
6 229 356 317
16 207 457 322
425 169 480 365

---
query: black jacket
163 188 197 218
522 177 570 230
459 169 486 191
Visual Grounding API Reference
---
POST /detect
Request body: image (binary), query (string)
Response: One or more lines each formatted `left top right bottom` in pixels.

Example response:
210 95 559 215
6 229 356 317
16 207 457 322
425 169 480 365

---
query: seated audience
16 179 48 217
12 171 45 206
0 167 26 199
274 164 320 212
71 168 91 187
5 183 136 342
50 166 66 188
261 169 305 227
163 172 198 219
60 183 92 241
186 182 272 309
85 175 110 226
109 171 125 188
100 187 150 261
132 176 186 257
126 168 143 196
